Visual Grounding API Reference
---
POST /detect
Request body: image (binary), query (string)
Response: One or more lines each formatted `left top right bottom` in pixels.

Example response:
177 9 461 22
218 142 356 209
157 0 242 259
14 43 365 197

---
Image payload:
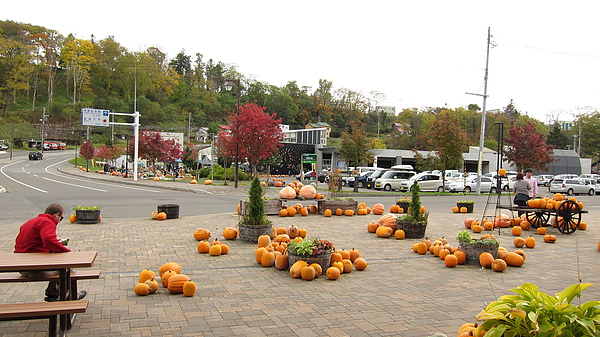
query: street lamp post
40 107 48 153
224 79 241 188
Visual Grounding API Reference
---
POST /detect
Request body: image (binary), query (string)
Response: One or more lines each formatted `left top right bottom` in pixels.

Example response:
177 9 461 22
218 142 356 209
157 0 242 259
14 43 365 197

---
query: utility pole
40 107 48 152
466 27 492 195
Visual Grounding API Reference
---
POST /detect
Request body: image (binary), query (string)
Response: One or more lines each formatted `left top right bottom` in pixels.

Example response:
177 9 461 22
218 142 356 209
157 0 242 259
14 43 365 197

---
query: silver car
535 175 554 187
398 172 444 192
549 178 595 196
446 176 497 193
374 170 416 191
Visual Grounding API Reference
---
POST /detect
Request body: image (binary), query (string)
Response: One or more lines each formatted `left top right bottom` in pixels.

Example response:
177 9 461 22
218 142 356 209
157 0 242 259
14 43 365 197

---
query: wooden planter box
238 225 272 243
458 242 499 266
75 210 101 224
240 200 283 216
316 200 358 215
456 202 475 213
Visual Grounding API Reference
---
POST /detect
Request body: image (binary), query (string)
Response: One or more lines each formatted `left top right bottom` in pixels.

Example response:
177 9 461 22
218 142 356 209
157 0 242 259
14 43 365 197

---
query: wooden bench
0 300 88 337
0 270 101 300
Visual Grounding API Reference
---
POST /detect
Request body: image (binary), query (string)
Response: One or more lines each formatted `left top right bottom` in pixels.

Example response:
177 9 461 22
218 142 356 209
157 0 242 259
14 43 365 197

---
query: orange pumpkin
197 240 210 253
444 254 458 267
479 252 494 269
452 206 459 213
335 208 343 216
353 258 368 271
367 222 379 233
344 209 355 216
492 259 507 272
156 212 167 221
298 185 317 199
324 209 333 217
503 252 525 267
375 226 393 238
278 186 297 199
158 262 181 276
536 227 547 235
525 236 536 248
543 234 557 243
194 228 211 241
286 206 297 217
222 227 238 240
378 213 397 230
167 274 191 294
372 203 385 215
511 226 523 236
394 229 406 239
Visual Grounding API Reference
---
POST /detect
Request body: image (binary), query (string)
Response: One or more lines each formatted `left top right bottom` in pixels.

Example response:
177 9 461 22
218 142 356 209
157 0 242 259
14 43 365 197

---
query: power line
495 36 600 59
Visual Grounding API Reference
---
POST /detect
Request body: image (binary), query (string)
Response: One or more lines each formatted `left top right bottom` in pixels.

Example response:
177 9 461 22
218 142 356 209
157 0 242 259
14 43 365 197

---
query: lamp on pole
224 78 241 188
40 107 48 153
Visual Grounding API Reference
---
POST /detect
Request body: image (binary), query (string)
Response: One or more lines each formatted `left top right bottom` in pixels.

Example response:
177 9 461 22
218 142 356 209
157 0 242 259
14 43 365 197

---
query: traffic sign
302 154 317 164
82 108 110 127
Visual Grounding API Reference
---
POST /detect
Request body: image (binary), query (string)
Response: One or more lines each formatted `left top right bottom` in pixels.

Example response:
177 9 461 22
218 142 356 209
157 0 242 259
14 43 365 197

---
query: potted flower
238 177 272 242
395 181 428 238
73 205 101 224
456 200 475 213
287 238 335 270
395 196 411 213
456 230 499 265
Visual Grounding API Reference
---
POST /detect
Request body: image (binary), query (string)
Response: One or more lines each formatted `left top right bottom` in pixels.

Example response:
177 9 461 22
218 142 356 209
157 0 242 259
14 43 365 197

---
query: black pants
20 271 59 297
514 193 530 216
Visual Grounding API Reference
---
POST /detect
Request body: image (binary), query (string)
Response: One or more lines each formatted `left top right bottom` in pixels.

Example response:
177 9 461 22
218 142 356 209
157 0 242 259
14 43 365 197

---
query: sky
3 1 600 123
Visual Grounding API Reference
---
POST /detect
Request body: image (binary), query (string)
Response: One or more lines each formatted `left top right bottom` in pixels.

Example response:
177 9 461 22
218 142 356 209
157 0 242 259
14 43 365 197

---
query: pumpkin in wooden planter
167 274 191 294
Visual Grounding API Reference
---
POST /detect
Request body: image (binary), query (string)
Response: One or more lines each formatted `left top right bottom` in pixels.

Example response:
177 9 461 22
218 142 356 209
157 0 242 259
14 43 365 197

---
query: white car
446 176 497 193
374 170 416 191
398 172 444 192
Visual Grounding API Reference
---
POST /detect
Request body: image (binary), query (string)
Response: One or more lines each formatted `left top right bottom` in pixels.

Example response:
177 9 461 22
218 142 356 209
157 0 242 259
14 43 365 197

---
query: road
0 149 241 220
2 149 599 222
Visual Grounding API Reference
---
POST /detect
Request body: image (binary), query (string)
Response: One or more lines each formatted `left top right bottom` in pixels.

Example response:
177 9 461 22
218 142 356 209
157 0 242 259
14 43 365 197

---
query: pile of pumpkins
322 202 376 217
366 213 407 239
279 204 318 217
193 227 238 256
133 262 196 297
278 181 324 200
410 235 526 271
452 205 471 213
253 227 368 281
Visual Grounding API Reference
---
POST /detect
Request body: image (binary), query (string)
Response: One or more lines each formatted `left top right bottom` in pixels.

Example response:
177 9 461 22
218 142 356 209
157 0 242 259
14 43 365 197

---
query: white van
390 164 414 171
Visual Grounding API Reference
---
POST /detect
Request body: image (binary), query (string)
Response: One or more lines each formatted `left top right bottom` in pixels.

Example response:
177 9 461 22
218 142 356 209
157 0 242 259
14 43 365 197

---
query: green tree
428 110 468 185
339 121 374 192
0 23 34 116
577 112 600 157
546 123 569 150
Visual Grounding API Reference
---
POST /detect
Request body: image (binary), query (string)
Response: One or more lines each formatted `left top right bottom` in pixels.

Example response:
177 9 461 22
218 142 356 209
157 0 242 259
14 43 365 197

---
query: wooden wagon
497 200 587 235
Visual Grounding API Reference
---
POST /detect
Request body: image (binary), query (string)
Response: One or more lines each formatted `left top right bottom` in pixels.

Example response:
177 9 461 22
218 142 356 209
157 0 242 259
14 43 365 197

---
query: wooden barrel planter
238 225 271 243
288 250 332 271
395 221 427 239
458 242 499 266
75 210 101 224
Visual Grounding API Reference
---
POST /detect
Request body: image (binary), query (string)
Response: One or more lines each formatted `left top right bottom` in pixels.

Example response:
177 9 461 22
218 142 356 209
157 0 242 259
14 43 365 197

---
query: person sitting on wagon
513 172 532 215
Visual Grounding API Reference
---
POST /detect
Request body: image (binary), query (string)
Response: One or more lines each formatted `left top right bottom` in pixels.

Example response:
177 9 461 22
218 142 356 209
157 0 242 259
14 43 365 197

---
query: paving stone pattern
1 169 599 336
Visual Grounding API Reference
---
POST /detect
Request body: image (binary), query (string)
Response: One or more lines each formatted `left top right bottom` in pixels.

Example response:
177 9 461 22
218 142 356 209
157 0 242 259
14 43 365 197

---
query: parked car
398 172 444 192
374 170 416 191
0 143 8 151
296 170 328 183
57 142 67 150
365 169 389 189
549 178 595 196
535 175 554 187
28 151 43 160
347 171 373 188
446 176 496 193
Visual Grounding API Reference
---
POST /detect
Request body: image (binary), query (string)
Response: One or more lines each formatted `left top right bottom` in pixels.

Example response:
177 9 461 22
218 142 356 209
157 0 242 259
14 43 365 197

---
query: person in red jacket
14 203 86 302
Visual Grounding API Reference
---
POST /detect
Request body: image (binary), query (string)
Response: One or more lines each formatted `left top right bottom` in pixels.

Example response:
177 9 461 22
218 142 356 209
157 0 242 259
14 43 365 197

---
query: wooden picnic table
0 251 97 335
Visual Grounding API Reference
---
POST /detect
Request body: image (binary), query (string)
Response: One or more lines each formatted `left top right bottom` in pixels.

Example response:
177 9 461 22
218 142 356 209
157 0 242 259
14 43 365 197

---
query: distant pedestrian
523 169 538 198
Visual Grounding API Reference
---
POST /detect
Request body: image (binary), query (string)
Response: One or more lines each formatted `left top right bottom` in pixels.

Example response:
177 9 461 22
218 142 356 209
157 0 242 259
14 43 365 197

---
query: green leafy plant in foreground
475 282 600 336
73 205 100 211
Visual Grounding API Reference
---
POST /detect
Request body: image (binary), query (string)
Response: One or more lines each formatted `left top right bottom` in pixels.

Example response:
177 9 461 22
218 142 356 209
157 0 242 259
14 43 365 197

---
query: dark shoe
77 290 87 300
44 296 59 302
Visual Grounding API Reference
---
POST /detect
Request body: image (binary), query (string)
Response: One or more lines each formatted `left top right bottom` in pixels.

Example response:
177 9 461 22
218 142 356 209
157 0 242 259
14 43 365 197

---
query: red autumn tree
79 140 95 171
95 145 124 164
131 130 183 165
505 122 555 171
218 102 284 181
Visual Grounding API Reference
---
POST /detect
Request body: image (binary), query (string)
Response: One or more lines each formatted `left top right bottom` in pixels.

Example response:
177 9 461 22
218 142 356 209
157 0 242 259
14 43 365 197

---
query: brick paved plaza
1 171 599 336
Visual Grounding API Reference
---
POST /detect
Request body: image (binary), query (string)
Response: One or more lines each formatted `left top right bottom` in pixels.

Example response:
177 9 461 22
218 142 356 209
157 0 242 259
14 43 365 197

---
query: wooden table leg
58 268 72 333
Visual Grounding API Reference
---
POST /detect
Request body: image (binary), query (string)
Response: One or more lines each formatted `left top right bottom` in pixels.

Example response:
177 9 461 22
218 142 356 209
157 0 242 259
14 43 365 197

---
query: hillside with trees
1 19 598 165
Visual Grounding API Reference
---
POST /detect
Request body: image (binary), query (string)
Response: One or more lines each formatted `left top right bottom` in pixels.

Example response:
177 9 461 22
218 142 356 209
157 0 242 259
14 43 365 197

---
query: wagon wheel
524 211 550 228
555 200 581 234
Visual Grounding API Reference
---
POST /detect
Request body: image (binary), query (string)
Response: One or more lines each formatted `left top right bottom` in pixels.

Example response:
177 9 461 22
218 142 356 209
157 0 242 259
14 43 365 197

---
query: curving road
0 150 241 220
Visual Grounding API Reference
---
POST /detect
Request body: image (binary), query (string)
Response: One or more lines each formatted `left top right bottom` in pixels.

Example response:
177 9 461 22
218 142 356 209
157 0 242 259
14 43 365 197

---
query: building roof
307 122 331 128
